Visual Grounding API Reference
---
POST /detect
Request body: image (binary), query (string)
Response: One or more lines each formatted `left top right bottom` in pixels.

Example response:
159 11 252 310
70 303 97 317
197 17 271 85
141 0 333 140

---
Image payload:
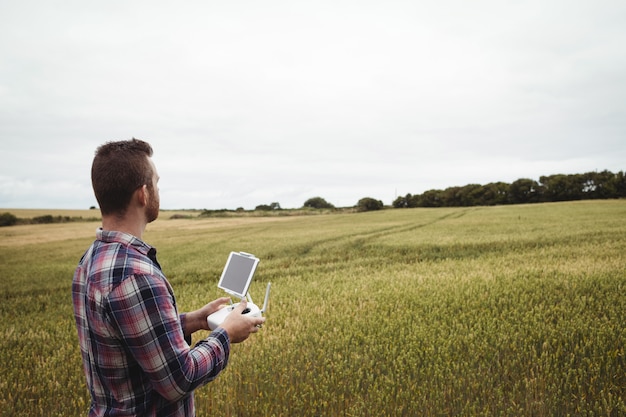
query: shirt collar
96 228 154 258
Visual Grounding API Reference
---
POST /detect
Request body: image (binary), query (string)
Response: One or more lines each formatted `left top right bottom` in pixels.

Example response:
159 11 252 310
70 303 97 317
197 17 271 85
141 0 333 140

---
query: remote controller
207 283 271 331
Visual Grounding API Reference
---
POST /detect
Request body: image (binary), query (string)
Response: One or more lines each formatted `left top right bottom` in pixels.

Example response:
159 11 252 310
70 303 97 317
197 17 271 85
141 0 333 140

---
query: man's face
146 158 160 223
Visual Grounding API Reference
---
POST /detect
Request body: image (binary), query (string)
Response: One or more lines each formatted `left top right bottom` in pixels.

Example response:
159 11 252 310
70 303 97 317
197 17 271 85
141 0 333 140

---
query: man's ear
136 185 149 207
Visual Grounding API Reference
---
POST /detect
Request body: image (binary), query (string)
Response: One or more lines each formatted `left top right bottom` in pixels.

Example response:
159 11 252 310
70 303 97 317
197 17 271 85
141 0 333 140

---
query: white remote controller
207 283 271 331
206 301 261 330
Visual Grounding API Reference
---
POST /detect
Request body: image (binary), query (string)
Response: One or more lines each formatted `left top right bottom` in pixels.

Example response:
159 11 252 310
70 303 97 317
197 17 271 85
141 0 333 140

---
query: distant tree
441 186 463 207
540 174 582 202
614 171 626 197
457 184 483 206
509 178 540 204
303 197 335 209
393 194 410 208
582 170 619 199
392 193 420 208
0 212 17 227
255 202 281 211
461 182 509 206
481 182 510 205
418 189 443 207
356 197 384 212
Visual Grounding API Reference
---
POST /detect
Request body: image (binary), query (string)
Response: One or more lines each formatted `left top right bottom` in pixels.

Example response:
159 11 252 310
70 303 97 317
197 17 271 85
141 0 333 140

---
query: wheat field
1 200 624 416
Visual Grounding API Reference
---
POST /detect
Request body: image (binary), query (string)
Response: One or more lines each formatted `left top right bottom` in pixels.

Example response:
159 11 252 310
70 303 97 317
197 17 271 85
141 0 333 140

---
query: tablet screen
217 252 259 298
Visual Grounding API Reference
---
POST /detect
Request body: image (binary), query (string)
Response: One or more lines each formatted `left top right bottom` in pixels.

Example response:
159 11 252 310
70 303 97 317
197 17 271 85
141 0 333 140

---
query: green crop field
1 200 625 416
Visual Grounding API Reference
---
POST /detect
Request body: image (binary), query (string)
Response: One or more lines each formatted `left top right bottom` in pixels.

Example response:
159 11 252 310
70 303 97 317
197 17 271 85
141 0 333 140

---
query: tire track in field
351 207 478 243
266 207 477 262
258 208 490 282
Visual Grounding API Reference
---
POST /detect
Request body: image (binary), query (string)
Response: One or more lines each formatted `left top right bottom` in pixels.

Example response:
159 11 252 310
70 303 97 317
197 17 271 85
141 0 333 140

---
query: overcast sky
1 0 625 210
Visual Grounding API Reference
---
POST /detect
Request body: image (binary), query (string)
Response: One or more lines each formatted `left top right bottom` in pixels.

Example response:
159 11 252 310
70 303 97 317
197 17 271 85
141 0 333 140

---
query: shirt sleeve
106 273 230 402
179 313 192 346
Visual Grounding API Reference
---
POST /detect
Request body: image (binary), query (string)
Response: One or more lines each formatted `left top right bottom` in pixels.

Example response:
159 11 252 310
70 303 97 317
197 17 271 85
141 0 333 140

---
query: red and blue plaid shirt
73 228 230 416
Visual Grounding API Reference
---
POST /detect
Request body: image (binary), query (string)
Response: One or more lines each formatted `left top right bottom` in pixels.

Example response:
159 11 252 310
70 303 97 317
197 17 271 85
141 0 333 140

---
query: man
72 138 265 416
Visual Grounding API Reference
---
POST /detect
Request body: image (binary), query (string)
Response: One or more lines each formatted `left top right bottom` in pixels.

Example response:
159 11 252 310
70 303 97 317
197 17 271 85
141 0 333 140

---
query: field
1 200 624 416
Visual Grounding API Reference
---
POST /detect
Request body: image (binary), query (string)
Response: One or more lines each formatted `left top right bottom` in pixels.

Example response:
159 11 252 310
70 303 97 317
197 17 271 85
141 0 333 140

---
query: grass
0 200 624 416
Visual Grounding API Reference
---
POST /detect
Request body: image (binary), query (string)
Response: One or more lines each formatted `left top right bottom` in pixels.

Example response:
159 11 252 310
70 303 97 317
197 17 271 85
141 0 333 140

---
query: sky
1 0 625 210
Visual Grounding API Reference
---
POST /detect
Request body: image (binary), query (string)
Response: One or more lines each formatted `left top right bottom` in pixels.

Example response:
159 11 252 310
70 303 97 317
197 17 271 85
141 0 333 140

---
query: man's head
91 138 159 221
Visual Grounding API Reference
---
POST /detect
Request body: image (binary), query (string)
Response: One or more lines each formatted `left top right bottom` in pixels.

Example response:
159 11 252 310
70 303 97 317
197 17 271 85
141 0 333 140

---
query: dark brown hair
91 138 154 216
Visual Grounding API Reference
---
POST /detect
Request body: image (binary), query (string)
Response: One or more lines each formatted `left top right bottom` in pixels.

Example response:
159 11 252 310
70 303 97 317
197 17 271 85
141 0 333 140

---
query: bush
303 197 335 209
33 215 55 224
0 212 17 227
255 202 281 211
356 197 384 212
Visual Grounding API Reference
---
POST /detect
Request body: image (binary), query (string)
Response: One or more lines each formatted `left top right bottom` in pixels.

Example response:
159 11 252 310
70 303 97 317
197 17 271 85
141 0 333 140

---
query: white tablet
216 252 260 299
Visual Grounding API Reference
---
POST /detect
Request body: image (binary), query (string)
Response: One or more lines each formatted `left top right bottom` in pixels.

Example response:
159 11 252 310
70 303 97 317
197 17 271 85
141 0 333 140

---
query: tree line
0 213 101 227
3 170 623 226
251 170 625 213
392 170 626 208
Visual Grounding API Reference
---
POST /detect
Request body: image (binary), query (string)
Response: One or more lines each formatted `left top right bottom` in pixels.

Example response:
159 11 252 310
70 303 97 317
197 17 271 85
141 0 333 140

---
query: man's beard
146 188 160 223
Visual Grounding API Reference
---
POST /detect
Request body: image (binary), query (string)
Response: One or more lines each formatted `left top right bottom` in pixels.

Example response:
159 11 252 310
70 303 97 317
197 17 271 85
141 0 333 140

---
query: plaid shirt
73 229 230 417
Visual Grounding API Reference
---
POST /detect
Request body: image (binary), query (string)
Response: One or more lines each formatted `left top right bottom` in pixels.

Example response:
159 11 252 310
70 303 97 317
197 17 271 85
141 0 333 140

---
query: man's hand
219 300 266 343
183 297 232 336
